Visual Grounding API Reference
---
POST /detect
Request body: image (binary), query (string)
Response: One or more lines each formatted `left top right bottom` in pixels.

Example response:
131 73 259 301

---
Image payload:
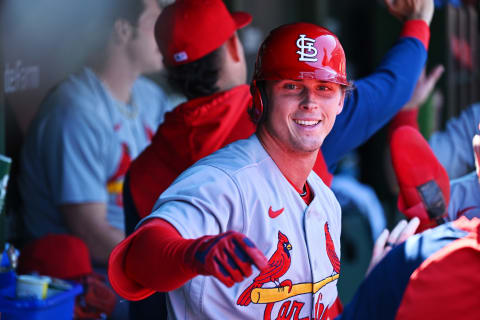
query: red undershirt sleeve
124 219 198 293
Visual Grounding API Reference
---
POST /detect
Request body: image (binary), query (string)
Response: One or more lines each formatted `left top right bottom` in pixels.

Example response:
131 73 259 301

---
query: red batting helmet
250 22 348 123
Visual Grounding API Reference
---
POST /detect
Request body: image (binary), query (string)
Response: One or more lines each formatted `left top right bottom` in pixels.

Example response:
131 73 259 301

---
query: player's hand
185 231 268 287
366 217 420 276
401 65 444 111
384 0 434 25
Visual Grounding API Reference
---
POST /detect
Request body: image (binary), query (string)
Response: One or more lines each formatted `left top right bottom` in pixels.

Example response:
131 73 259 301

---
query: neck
257 129 317 191
216 71 244 92
91 48 139 103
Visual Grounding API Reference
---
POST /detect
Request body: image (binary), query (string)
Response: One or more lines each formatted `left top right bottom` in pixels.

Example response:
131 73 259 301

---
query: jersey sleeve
141 164 244 239
322 22 429 171
42 102 110 205
429 103 480 179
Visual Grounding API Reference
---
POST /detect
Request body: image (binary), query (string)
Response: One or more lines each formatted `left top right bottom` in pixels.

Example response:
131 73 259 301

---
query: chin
292 142 322 154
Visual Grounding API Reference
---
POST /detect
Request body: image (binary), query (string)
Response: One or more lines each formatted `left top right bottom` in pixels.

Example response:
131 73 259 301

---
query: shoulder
33 71 111 137
39 69 108 119
195 135 271 176
163 135 272 203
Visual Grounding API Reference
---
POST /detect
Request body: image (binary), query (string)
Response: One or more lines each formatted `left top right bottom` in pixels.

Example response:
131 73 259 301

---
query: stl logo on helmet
296 34 317 62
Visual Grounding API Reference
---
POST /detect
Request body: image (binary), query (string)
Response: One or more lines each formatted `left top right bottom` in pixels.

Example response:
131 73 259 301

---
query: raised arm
322 0 434 170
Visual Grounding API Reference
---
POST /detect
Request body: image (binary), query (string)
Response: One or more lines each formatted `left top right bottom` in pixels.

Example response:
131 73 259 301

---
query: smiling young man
109 19 422 319
108 23 351 319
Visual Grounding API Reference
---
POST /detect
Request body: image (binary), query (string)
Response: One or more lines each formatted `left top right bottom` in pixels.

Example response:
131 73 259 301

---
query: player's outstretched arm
110 218 267 299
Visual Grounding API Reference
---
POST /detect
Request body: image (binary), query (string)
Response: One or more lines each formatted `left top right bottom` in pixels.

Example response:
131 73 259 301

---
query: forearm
124 219 197 292
61 202 125 266
87 225 125 266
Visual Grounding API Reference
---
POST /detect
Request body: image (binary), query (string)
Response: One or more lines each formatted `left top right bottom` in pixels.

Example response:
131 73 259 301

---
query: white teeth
294 120 320 126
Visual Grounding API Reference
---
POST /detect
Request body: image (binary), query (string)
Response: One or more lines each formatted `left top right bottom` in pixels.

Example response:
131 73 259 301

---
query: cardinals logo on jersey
237 231 293 306
237 224 340 320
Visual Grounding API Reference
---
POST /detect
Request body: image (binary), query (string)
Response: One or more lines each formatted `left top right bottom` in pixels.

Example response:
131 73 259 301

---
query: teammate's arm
61 203 124 266
366 217 420 276
322 0 434 170
388 65 444 137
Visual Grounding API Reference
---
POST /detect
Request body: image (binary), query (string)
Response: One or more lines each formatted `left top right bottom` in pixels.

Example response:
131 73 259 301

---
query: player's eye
283 83 299 90
317 85 331 91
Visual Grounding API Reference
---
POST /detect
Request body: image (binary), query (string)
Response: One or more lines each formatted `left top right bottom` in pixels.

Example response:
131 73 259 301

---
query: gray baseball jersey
430 103 480 179
144 134 342 319
447 172 480 221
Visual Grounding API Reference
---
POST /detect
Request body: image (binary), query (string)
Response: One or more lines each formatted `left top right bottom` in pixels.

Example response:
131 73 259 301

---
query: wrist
183 235 214 275
400 20 430 50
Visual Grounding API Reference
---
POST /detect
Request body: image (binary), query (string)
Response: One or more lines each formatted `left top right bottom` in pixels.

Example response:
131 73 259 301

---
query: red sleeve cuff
400 20 430 50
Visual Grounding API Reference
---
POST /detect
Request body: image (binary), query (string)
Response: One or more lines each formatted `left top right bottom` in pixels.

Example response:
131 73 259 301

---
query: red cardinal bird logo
324 222 340 274
237 231 292 306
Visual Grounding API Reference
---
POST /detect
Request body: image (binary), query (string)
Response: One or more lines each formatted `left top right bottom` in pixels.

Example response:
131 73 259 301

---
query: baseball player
109 23 350 319
18 0 169 267
109 21 419 319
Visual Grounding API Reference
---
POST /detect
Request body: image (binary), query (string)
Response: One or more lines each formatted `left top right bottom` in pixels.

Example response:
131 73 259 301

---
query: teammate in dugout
108 21 419 319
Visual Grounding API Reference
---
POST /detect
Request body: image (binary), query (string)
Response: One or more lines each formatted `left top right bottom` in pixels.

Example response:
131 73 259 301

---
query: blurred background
0 0 478 304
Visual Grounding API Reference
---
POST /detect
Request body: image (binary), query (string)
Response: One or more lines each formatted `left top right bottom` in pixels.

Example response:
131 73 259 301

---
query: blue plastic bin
0 282 82 320
0 271 16 298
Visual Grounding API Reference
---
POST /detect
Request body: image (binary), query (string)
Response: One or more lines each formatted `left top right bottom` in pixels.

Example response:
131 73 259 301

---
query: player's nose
299 88 318 110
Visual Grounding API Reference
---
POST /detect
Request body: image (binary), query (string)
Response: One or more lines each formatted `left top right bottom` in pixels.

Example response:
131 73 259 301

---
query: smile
294 119 321 126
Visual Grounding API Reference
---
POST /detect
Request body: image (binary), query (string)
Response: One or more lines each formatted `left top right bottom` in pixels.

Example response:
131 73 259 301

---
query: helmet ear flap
249 81 268 124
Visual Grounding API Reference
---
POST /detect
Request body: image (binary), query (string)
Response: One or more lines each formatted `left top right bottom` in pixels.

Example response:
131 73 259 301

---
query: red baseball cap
155 0 252 67
18 234 93 279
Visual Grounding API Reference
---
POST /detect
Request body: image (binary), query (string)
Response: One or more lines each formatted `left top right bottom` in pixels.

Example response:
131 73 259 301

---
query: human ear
225 33 242 63
113 19 133 44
